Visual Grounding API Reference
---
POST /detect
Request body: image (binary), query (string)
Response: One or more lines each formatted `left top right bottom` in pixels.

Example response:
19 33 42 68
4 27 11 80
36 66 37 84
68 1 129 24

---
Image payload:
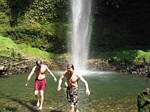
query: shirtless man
25 60 57 110
57 64 90 112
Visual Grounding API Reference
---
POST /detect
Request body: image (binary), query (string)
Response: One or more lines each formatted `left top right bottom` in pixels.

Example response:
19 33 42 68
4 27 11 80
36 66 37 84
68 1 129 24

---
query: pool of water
0 71 150 112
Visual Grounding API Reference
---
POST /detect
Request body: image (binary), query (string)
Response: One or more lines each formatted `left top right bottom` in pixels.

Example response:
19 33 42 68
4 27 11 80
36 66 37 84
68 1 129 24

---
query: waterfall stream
70 0 92 71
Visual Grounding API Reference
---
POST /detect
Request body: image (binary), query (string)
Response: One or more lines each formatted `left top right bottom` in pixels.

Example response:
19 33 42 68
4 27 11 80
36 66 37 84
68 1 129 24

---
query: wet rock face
112 60 150 77
87 59 116 71
137 88 150 112
0 57 58 76
0 57 34 76
0 65 7 75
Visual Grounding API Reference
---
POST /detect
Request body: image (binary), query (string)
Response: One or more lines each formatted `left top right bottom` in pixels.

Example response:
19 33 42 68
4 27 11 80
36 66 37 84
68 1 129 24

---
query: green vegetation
0 0 70 54
1 32 150 64
0 0 149 63
0 35 18 58
18 44 54 59
95 50 150 63
0 35 54 60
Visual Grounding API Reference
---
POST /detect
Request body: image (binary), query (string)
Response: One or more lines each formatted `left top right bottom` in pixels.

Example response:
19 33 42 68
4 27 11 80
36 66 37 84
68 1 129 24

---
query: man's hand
86 89 90 96
54 77 57 82
57 86 61 91
25 83 28 87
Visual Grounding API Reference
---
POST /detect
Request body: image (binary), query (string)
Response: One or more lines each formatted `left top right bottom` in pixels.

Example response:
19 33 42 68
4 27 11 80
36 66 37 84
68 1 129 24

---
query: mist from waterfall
70 0 92 71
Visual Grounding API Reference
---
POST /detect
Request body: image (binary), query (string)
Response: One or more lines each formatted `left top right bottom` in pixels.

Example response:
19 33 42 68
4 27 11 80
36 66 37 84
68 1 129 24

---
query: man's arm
57 73 65 91
25 66 36 86
46 66 57 82
77 74 90 96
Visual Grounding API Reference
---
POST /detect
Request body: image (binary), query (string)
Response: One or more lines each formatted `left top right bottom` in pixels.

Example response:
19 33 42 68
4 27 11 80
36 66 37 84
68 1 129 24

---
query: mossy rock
137 88 150 112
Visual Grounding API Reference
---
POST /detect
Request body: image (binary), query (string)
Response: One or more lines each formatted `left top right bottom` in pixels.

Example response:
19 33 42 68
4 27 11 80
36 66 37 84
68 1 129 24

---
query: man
25 60 57 110
57 64 90 112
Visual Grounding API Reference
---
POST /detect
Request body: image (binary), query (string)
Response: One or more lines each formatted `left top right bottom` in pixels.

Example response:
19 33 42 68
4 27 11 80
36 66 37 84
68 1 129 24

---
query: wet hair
36 60 42 66
67 64 74 70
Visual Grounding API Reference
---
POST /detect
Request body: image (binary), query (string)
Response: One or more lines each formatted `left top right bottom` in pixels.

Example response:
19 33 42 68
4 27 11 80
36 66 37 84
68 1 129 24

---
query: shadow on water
0 107 17 112
0 92 64 112
0 92 36 112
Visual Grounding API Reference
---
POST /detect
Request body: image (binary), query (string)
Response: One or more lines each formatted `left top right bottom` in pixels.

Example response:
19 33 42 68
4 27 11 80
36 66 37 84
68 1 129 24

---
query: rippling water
0 72 150 112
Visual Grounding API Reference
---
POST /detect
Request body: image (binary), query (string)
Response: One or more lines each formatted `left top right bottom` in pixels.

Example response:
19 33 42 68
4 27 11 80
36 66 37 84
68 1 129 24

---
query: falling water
70 0 92 71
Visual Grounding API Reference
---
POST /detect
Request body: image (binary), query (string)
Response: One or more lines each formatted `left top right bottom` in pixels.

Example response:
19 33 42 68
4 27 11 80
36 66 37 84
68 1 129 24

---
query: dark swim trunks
66 87 79 106
34 79 46 91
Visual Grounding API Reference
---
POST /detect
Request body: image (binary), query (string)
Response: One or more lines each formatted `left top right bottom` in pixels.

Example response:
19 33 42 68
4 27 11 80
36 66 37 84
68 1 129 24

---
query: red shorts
34 79 46 91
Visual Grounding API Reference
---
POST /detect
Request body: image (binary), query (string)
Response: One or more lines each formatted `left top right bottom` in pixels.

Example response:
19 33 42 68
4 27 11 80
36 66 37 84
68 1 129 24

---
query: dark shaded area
0 93 36 112
137 88 150 112
6 0 34 26
0 93 63 112
54 0 71 23
51 23 68 53
91 0 150 55
5 0 70 25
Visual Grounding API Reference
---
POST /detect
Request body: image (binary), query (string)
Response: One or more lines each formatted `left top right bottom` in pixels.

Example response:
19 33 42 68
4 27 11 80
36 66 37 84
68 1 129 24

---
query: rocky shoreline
0 57 150 77
87 58 150 77
0 56 58 76
111 60 150 77
137 88 150 111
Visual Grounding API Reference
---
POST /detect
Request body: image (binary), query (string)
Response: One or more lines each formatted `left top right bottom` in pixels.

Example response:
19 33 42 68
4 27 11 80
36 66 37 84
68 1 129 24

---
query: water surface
0 72 150 112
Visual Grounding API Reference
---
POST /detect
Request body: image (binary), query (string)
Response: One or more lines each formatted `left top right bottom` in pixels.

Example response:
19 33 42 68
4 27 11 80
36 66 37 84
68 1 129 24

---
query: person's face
36 61 42 67
67 66 73 73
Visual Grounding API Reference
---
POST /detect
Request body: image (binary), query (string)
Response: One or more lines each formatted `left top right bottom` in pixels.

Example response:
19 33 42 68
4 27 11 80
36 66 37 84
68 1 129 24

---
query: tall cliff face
91 0 150 53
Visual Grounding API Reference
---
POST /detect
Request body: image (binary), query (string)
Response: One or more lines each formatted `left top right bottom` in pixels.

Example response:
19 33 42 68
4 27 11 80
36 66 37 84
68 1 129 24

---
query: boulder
137 88 150 112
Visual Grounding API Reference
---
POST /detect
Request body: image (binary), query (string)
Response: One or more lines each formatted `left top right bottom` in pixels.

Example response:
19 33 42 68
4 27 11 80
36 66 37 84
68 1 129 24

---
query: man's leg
69 105 75 112
38 90 44 110
74 96 79 112
76 109 79 112
69 104 79 112
75 106 79 112
34 90 40 107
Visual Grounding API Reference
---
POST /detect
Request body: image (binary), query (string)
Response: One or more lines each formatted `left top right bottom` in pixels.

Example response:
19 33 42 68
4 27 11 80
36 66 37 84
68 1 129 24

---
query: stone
137 88 150 112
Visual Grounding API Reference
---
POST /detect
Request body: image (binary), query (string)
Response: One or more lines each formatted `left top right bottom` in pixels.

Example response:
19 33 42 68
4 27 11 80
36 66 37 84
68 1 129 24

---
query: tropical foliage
0 0 70 53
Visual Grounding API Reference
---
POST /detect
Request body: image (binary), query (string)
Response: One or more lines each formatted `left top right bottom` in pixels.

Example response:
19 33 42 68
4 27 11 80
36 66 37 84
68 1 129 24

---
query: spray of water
70 0 92 71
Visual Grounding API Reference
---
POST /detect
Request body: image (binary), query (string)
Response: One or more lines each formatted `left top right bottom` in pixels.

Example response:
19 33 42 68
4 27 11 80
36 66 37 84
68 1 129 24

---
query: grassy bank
0 35 54 60
1 35 150 65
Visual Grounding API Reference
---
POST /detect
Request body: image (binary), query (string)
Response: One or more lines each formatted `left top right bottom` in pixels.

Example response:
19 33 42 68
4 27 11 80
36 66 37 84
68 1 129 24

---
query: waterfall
70 0 92 71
